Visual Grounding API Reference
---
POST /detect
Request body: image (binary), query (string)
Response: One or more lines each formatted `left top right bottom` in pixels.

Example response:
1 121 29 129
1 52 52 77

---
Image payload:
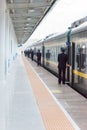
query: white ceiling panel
6 0 56 44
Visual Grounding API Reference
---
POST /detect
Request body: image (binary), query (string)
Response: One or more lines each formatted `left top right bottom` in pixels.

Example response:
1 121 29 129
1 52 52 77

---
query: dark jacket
58 53 67 69
37 52 41 60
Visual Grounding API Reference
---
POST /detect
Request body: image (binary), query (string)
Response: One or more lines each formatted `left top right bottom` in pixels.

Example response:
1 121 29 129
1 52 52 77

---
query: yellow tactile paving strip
22 56 75 130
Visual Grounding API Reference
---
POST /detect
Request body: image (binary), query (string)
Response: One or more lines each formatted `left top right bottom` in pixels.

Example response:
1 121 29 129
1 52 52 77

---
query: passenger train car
29 22 87 98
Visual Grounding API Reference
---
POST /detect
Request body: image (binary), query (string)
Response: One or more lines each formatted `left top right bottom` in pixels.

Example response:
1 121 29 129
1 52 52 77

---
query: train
27 22 87 98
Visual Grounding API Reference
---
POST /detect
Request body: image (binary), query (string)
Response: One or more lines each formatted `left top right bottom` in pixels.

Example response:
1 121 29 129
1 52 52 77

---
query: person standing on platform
37 49 41 66
31 49 34 61
46 49 50 66
58 47 67 84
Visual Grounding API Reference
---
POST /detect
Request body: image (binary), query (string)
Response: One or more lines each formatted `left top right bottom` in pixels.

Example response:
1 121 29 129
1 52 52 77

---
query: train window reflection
76 44 86 72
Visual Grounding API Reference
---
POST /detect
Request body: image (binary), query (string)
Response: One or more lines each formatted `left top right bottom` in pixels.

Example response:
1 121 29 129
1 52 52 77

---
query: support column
0 0 6 81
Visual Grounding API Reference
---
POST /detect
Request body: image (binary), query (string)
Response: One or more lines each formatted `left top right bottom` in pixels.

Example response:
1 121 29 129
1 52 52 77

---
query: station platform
2 54 87 130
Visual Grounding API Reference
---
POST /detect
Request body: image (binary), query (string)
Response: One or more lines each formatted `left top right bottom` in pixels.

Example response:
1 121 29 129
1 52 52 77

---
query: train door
65 45 72 84
42 44 45 66
71 42 75 86
72 43 86 86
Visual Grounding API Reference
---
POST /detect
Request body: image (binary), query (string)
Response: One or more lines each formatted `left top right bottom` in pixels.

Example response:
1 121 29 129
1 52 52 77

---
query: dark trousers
58 68 66 84
37 59 41 66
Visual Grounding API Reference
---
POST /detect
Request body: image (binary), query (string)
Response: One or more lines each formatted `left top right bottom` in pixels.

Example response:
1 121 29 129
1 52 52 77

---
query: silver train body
30 22 87 98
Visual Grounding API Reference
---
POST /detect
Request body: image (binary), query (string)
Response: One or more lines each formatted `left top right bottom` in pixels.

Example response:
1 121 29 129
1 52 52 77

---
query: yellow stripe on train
73 70 87 79
44 59 57 66
44 59 70 67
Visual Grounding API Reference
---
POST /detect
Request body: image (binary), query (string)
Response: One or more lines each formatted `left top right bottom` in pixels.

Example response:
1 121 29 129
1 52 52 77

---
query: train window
46 49 50 60
76 45 86 71
51 47 57 62
74 44 87 85
81 45 86 70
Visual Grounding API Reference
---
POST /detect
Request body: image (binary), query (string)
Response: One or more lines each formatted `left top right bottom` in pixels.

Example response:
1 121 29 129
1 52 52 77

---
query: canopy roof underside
7 0 56 44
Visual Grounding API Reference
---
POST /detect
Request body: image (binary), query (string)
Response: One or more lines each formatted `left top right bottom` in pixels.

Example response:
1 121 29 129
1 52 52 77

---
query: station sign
66 41 71 46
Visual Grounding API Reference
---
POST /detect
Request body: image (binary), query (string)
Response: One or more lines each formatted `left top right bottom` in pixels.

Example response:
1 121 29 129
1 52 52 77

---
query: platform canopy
6 0 56 44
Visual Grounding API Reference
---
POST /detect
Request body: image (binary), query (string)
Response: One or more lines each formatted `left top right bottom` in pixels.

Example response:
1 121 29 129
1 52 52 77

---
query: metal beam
10 12 43 18
12 19 37 23
13 22 36 26
15 30 32 33
7 2 51 9
14 24 34 27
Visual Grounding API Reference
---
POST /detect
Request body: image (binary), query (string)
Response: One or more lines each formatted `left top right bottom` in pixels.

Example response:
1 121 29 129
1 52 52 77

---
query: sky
24 0 87 47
